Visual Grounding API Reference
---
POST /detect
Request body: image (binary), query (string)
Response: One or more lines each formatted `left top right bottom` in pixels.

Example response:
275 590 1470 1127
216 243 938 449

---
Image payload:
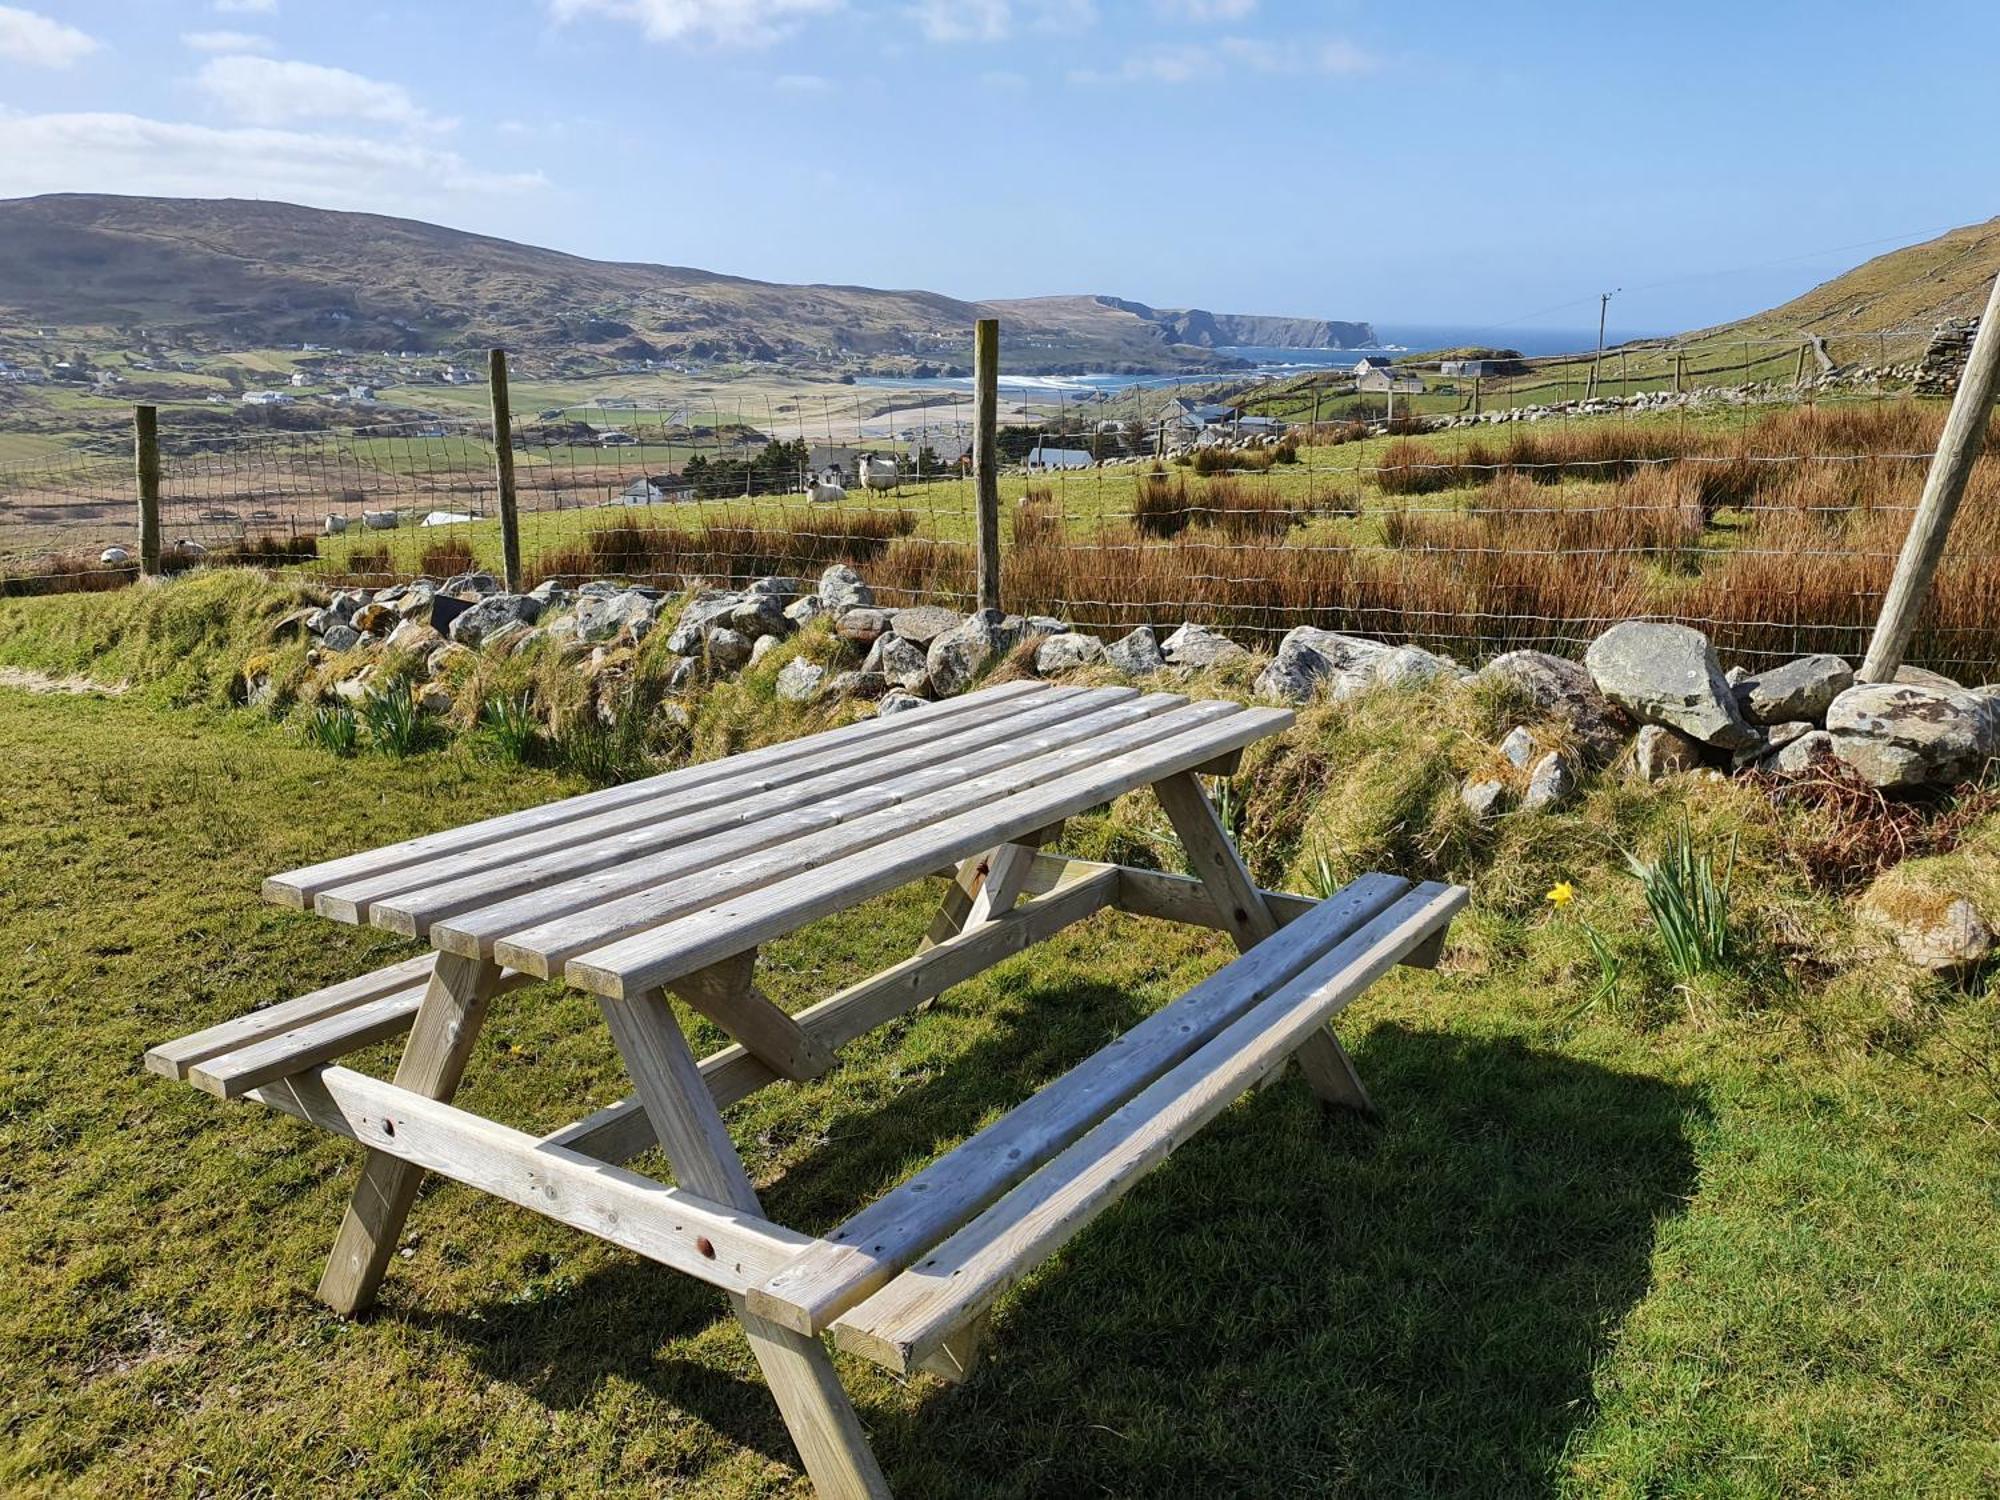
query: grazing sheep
323 514 349 536
361 509 400 530
809 479 847 504
857 455 899 492
99 545 131 565
173 538 207 559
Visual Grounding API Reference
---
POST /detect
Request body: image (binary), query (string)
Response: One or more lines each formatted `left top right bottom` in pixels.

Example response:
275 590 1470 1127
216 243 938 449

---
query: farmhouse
1356 364 1425 395
617 474 693 505
240 390 294 406
1353 354 1395 371
1026 443 1093 470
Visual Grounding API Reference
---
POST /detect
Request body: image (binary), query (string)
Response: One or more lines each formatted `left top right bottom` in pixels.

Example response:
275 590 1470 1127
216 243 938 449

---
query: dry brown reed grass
525 508 918 588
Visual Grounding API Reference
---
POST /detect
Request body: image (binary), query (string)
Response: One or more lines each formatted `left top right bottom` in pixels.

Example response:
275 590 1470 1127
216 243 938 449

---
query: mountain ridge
0 194 1372 374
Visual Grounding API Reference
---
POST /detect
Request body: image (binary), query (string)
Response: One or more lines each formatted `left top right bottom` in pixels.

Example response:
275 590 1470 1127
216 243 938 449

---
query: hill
0 194 1370 375
1698 217 2000 339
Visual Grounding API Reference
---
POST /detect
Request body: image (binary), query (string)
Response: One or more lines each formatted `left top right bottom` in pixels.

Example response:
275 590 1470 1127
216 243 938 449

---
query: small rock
1585 621 1759 751
817 564 873 613
1161 622 1249 670
877 691 927 715
574 591 658 644
1036 632 1106 673
1499 726 1536 768
835 607 892 646
784 594 827 627
1732 654 1854 725
1107 625 1166 676
1858 887 1993 973
926 614 1014 696
874 633 930 692
416 684 453 715
321 623 362 652
1023 614 1069 637
705 627 753 673
1631 723 1706 781
1460 777 1512 819
1521 751 1576 812
351 602 396 636
332 672 373 703
748 575 804 601
1772 728 1838 773
889 605 962 644
394 587 435 621
776 658 827 702
385 619 443 655
441 571 498 599
825 670 887 700
750 634 781 667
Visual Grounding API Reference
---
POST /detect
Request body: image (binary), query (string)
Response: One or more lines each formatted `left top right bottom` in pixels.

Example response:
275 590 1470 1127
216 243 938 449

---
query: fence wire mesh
3 325 1994 678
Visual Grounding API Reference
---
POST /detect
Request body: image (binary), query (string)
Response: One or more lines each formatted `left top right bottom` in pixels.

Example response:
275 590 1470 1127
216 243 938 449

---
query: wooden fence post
488 348 522 592
972 318 1002 617
134 404 161 578
1858 270 2000 683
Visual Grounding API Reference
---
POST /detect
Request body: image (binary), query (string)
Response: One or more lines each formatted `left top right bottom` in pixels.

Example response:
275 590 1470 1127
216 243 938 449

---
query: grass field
2 624 1998 1495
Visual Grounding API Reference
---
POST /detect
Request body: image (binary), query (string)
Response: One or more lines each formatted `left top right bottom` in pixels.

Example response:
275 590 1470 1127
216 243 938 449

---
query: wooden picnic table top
264 680 1294 1002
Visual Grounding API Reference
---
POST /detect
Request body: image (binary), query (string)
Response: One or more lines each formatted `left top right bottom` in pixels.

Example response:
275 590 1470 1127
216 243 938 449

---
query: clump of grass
526 509 918 588
359 678 426 757
1132 465 1190 539
1012 487 1064 550
302 699 359 757
1626 816 1737 980
1375 437 1459 496
479 689 542 766
1190 446 1275 476
419 536 476 578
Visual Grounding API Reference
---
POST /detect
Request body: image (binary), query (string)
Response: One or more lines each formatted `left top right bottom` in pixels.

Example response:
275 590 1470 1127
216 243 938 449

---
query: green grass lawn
2 679 1996 1496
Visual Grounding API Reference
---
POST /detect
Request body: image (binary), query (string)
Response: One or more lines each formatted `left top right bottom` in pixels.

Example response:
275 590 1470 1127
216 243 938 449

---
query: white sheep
322 514 349 536
99 545 131 565
809 479 847 504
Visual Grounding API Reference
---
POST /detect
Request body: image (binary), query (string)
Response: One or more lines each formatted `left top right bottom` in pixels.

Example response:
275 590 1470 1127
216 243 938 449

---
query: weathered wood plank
322 686 1104 928
188 969 535 1100
745 874 1408 1336
565 703 1293 999
144 951 439 1081
498 694 1211 981
250 1066 813 1295
831 882 1467 1375
316 951 503 1315
670 951 835 1083
263 680 1053 910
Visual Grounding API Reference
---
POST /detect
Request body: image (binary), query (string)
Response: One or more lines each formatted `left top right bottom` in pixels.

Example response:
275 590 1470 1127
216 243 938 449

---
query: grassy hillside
0 195 1360 377
1699 217 2000 338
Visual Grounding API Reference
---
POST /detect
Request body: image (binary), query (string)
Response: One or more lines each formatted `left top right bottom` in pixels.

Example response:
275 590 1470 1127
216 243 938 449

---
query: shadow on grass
419 1003 1700 1498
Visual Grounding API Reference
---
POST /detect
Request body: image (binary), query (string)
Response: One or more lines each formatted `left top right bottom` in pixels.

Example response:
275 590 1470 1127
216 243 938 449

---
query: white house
240 390 294 406
617 475 692 505
289 371 311 388
1025 443 1093 471
1353 354 1394 372
1356 365 1425 395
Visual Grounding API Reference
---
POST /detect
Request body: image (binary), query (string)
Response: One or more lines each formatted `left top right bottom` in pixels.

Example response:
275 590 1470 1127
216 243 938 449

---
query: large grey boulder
926 613 1015 696
817 564 873 614
1254 626 1457 704
573 591 657 644
1895 665 1963 691
1477 649 1628 764
448 592 542 648
441 571 498 599
728 592 791 640
1732 654 1853 725
1107 625 1165 676
321 623 361 652
1773 728 1838 774
865 633 931 692
784 594 827 628
1824 681 2000 788
1584 622 1759 751
1036 632 1106 673
834 607 891 646
1161 622 1249 670
889 605 962 645
385 619 444 656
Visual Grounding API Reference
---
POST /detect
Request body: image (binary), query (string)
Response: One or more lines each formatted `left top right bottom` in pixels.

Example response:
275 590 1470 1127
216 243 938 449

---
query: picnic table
148 679 1465 1497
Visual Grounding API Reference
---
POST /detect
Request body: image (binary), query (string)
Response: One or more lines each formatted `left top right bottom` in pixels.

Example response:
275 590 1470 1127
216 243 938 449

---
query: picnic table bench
148 679 1465 1497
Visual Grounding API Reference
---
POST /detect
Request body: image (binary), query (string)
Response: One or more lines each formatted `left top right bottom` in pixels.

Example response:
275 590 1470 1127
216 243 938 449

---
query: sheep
99 545 131 565
809 479 847 504
323 514 349 536
857 455 900 492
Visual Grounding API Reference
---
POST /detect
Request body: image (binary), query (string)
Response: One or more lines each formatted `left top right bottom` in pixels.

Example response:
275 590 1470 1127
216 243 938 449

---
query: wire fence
4 324 1995 678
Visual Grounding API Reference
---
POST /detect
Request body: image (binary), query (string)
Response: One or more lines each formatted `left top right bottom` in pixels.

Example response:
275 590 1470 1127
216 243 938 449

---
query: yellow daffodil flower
1546 880 1575 909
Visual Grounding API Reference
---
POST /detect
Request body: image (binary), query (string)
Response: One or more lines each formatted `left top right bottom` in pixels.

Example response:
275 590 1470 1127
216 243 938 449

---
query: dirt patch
0 666 129 697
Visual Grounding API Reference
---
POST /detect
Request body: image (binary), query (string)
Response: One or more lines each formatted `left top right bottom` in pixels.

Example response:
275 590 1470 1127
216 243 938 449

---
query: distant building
618 475 692 505
1356 365 1424 395
1353 354 1394 371
346 384 377 402
289 371 311 387
1161 396 1237 434
240 390 294 406
1025 444 1093 471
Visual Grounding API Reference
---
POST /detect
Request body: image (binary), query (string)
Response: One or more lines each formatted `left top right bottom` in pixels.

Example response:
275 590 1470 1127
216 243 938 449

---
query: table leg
919 822 1064 952
318 950 504 1314
599 988 890 1499
1151 770 1376 1117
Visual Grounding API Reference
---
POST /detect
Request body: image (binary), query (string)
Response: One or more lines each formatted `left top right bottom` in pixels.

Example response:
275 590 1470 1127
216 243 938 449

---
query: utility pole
1588 288 1619 399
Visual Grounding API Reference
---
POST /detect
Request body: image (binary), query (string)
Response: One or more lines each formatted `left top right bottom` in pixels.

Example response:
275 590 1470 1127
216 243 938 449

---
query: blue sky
2 0 1995 337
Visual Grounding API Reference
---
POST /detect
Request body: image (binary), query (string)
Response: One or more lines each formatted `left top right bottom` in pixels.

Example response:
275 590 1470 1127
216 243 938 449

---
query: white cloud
1073 33 1376 83
196 56 448 131
212 0 278 13
547 0 840 46
1156 0 1254 18
0 111 543 211
181 29 276 54
906 0 1090 42
0 6 100 68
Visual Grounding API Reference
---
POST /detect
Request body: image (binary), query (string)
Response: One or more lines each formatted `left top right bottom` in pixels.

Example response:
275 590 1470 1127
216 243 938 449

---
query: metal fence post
134 404 161 578
972 318 1002 617
1859 271 2000 682
488 347 522 592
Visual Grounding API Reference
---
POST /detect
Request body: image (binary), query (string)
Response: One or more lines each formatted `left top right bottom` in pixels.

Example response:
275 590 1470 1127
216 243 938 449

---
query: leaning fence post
972 318 1002 616
1858 270 2000 683
133 404 161 578
488 347 522 591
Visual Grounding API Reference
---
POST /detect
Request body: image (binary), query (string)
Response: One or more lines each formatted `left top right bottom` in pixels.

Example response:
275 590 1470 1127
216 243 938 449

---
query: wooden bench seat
144 953 534 1100
744 873 1466 1377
